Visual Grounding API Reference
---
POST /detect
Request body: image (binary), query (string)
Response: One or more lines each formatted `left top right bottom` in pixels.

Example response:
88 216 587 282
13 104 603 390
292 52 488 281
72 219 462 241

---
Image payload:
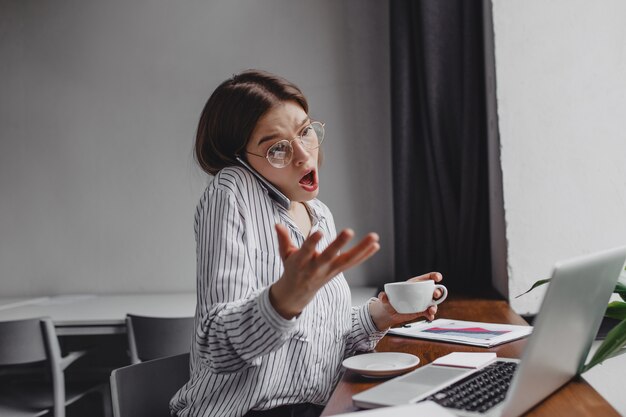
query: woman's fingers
408 271 442 283
351 237 381 264
333 241 380 274
316 229 355 264
409 272 444 299
328 234 380 275
420 305 436 321
378 292 396 312
300 230 323 258
276 224 380 287
317 230 377 272
339 233 379 260
276 224 323 262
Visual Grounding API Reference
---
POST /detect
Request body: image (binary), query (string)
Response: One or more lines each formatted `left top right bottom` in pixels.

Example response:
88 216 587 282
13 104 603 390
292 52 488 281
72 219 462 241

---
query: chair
0 317 110 417
126 314 194 364
110 353 189 417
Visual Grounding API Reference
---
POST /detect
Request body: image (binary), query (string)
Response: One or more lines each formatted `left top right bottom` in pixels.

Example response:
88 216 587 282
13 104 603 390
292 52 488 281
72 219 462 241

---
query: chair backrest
110 353 189 417
126 314 194 364
0 318 66 417
0 318 48 365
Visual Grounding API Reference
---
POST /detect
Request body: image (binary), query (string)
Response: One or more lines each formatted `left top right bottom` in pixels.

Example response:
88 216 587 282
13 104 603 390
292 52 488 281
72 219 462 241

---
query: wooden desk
321 297 618 417
0 293 196 335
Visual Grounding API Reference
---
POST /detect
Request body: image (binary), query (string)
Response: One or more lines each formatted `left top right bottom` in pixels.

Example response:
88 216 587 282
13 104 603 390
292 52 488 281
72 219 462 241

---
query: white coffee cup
384 280 448 314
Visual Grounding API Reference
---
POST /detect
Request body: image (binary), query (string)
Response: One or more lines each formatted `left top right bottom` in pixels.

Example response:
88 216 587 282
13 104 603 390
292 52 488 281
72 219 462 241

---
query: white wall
492 3 626 410
0 0 392 296
492 0 626 314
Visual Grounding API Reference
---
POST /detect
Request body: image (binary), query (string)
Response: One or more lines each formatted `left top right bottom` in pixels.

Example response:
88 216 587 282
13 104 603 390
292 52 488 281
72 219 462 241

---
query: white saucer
342 352 420 378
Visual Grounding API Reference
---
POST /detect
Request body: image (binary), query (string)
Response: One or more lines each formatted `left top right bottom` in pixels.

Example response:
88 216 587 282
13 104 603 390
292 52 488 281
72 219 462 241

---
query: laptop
353 246 626 417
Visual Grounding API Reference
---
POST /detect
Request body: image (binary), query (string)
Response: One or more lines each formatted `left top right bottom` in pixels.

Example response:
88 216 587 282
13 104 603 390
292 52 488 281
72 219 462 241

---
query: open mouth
299 170 314 186
299 169 318 191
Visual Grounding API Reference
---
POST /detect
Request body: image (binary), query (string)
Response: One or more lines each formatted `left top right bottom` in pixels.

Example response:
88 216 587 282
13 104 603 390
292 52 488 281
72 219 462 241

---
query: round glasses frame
245 121 325 168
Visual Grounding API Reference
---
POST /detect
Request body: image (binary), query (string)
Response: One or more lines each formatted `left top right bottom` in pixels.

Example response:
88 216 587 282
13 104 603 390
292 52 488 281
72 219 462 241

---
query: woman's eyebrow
297 117 311 130
257 117 311 145
257 133 280 146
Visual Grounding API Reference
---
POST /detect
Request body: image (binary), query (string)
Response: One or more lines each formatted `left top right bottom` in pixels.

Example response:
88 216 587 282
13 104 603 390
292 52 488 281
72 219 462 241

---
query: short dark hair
195 69 309 175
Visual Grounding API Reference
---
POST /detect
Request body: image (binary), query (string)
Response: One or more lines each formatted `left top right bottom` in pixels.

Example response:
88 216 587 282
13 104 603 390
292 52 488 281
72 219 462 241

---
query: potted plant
518 268 626 372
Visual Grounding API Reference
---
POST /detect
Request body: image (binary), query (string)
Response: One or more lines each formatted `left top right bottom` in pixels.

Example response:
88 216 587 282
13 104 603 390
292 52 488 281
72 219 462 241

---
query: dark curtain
390 0 494 295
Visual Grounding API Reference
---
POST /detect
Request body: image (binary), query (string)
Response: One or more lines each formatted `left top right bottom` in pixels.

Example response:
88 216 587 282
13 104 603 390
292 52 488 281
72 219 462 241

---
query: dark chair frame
0 317 110 417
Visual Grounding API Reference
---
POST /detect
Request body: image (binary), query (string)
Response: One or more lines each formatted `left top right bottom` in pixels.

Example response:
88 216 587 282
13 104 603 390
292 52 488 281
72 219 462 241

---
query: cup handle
431 285 448 305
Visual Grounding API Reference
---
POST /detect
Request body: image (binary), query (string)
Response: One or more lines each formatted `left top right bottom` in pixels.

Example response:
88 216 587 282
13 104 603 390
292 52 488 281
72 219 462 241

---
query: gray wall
0 0 393 296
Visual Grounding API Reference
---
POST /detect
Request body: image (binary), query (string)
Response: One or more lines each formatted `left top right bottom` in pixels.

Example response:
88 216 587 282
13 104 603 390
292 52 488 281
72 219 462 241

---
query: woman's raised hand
269 224 380 319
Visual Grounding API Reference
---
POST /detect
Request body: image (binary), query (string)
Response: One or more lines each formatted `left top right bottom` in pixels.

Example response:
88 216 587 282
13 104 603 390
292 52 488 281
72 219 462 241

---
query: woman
170 69 443 417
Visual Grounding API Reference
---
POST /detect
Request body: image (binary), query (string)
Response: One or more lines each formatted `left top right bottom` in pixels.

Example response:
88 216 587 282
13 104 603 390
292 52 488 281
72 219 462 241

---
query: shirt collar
302 201 323 227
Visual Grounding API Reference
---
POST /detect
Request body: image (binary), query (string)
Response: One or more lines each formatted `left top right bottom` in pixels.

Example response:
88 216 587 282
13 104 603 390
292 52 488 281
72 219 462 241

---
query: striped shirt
170 166 386 417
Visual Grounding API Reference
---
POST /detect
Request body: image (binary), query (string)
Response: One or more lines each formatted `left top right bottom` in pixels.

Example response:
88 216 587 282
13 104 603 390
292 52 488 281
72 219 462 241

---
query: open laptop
353 246 626 417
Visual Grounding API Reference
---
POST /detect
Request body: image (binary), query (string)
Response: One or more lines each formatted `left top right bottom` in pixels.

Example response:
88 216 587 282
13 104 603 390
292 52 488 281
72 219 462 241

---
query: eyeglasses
245 121 325 168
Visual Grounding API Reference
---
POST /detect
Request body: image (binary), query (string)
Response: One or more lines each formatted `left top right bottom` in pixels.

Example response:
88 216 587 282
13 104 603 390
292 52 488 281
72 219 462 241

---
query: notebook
353 246 626 417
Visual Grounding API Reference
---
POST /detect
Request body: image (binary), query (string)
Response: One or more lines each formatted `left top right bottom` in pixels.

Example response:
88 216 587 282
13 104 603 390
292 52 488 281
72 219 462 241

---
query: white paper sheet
432 352 497 368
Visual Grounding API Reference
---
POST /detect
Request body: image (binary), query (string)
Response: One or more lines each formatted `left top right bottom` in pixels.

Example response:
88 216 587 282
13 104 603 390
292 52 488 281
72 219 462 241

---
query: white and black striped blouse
170 166 386 417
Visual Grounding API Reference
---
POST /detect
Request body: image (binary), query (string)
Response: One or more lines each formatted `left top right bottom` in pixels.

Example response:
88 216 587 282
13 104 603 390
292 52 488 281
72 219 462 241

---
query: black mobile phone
235 156 290 210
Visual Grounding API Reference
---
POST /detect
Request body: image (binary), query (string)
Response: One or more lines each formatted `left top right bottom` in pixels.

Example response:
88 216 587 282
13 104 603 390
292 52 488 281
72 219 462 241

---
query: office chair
110 353 189 417
0 317 111 417
126 314 194 364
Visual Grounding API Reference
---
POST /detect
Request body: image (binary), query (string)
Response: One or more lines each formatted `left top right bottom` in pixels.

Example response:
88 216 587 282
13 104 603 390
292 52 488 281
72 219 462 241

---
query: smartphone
235 156 290 209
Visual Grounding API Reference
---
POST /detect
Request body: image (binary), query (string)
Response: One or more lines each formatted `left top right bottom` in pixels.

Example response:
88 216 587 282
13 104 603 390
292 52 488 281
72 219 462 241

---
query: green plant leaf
607 347 626 361
515 279 551 299
605 301 626 321
615 281 626 302
582 317 626 373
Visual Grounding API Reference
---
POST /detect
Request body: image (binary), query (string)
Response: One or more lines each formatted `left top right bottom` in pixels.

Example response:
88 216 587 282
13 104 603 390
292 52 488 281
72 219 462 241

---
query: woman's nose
291 139 309 166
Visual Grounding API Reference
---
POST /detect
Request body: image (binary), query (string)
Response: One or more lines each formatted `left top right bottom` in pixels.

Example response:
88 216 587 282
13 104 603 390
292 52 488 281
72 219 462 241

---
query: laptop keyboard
424 361 518 413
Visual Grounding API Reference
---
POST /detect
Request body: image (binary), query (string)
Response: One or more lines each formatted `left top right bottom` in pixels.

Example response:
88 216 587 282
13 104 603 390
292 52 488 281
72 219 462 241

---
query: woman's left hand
368 272 444 331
